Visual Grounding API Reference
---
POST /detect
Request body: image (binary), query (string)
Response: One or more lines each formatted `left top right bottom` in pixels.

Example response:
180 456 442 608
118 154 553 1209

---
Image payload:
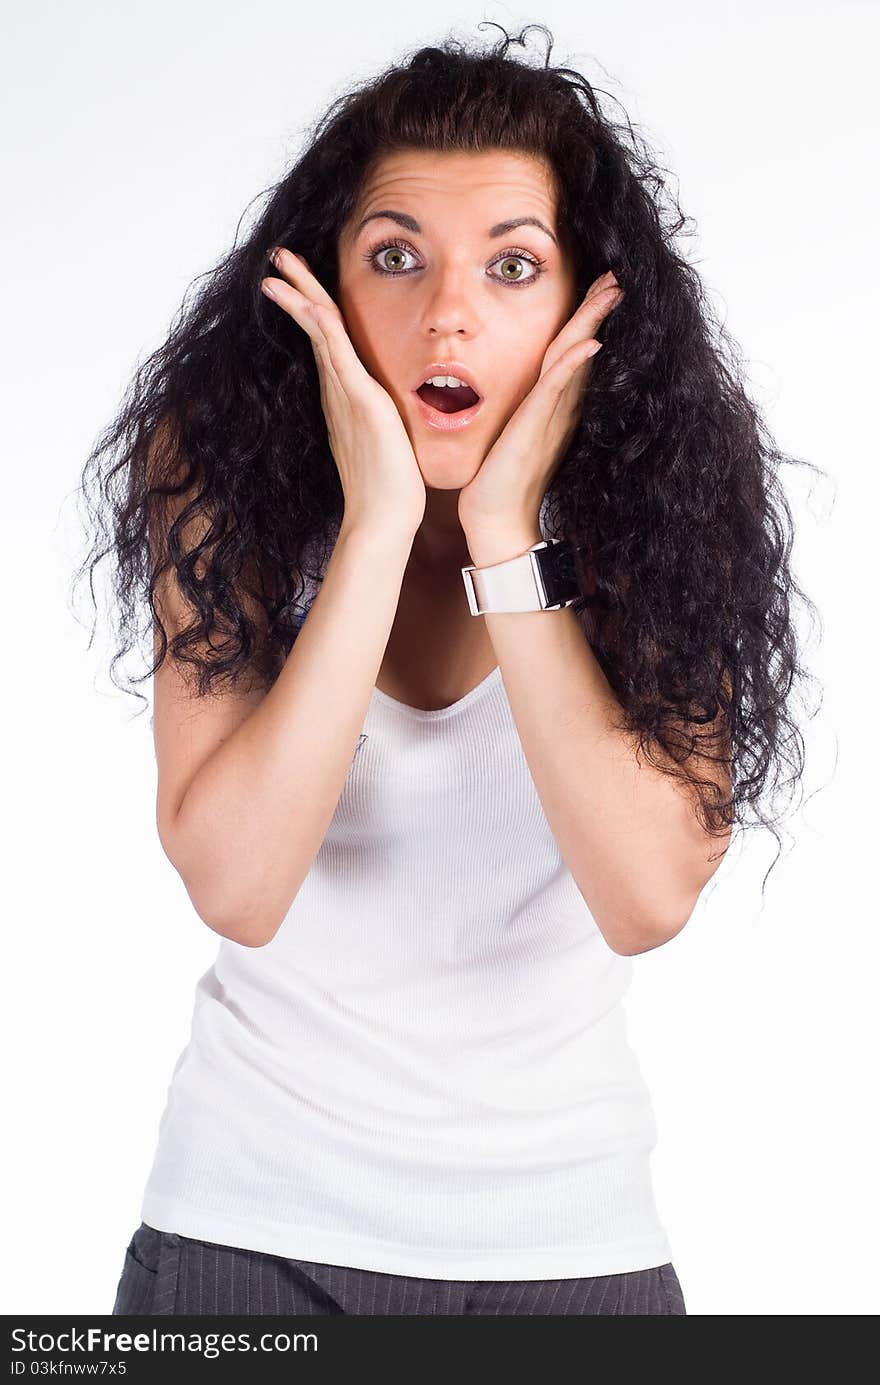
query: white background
3 0 877 1316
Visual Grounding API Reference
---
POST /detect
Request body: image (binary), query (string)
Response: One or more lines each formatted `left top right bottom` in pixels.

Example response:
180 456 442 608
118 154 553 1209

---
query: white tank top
139 632 674 1279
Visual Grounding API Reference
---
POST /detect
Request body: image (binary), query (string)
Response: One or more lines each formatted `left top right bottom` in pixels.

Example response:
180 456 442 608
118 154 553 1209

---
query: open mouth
415 381 481 414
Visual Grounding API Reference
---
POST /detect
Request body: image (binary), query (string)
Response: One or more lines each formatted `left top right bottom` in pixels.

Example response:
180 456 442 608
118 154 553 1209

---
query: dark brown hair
70 22 826 889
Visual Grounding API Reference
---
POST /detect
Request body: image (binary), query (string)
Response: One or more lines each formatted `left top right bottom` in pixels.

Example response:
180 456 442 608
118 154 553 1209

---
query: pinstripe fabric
112 1223 686 1316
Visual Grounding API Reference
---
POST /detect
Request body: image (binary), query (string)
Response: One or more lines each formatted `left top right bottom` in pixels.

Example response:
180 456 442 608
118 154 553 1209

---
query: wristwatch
461 538 584 615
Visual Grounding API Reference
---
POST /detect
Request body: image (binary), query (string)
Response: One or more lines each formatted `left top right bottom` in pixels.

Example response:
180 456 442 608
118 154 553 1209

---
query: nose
420 265 478 338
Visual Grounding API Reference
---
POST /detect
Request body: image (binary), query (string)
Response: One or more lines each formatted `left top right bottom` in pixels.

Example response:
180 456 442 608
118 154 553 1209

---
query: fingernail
269 247 283 268
261 280 277 300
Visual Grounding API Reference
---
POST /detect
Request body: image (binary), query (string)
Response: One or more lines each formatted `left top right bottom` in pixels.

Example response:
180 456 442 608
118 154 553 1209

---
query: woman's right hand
262 247 426 541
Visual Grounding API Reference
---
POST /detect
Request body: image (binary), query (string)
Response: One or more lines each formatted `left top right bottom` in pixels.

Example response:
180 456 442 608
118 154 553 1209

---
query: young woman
75 25 818 1316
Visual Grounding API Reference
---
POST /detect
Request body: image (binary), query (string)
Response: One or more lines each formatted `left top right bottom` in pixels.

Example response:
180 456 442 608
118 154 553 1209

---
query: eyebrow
354 209 559 247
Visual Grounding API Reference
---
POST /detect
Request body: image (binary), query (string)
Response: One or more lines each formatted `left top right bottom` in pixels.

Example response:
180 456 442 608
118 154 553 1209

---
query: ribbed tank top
139 634 674 1279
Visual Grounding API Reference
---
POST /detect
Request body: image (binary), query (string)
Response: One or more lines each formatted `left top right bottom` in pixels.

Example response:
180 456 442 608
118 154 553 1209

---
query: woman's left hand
458 271 624 560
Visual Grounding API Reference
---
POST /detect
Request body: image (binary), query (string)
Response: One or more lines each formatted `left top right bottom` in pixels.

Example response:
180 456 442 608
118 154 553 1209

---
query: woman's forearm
165 523 413 946
468 529 730 956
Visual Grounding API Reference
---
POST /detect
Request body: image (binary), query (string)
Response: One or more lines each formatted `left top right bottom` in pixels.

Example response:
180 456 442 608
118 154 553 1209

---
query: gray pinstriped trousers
112 1222 686 1316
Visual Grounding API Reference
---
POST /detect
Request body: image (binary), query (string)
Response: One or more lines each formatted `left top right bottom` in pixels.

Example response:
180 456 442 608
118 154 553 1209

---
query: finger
540 336 603 391
262 245 343 352
263 248 389 406
572 339 604 367
261 274 326 347
305 302 377 401
262 275 374 409
539 342 600 443
269 248 381 391
268 246 340 315
544 278 623 372
502 345 593 447
577 276 625 334
259 280 351 429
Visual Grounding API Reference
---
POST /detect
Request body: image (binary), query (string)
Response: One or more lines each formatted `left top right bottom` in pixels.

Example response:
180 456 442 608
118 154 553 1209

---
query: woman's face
336 148 579 490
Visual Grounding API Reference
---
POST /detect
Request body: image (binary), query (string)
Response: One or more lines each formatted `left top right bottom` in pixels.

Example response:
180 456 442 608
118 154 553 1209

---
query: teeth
424 375 468 388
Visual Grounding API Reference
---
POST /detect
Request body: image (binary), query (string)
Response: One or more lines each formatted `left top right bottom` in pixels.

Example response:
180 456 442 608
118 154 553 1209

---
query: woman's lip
411 389 485 432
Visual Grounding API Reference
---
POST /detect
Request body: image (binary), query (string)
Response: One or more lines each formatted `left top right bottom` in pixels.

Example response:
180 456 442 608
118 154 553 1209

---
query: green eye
493 255 536 283
374 243 413 273
363 238 547 287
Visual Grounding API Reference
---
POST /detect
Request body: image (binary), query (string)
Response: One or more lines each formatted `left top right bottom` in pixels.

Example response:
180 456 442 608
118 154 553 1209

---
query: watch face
536 542 581 607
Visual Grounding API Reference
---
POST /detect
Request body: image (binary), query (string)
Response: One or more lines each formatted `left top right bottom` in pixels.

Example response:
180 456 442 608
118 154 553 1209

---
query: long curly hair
70 21 825 890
